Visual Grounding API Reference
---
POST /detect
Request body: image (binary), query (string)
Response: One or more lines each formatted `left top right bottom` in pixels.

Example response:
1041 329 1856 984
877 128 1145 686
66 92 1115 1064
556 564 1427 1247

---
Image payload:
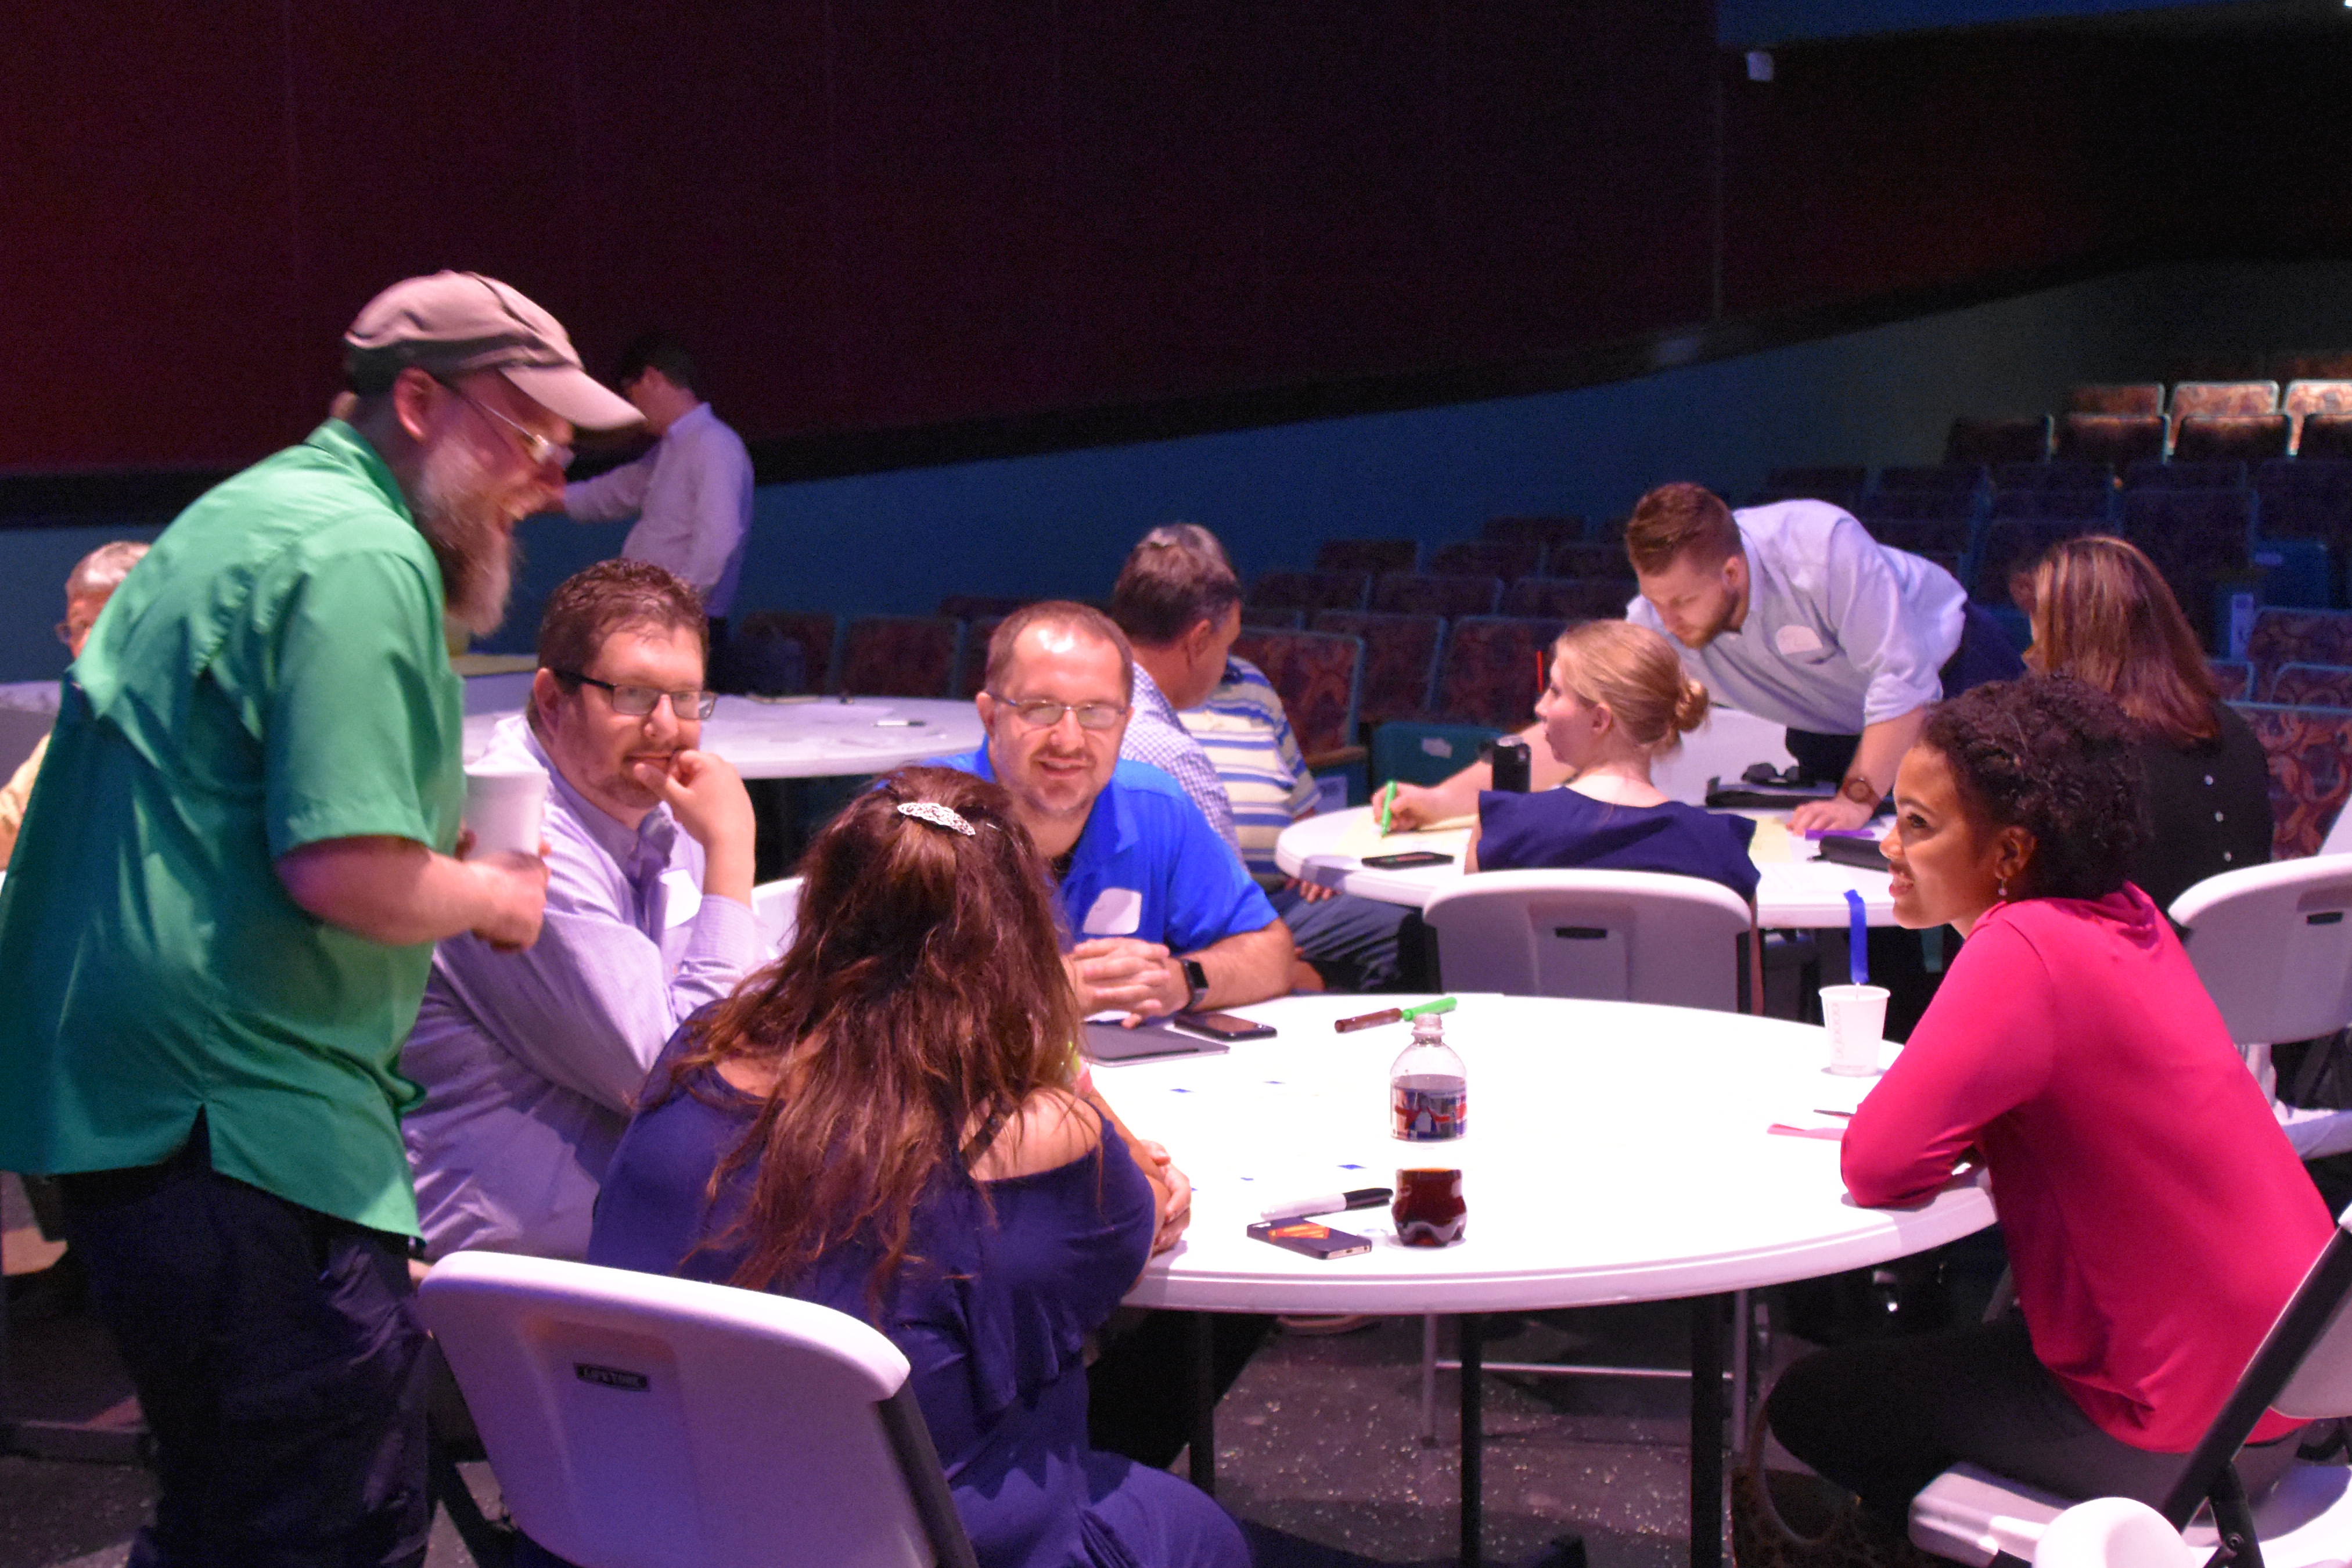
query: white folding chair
2171 859 2352 1156
1420 868 1761 1440
1423 866 1755 1011
1912 1199 2352 1568
751 876 803 958
416 1250 976 1568
2030 1498 2196 1568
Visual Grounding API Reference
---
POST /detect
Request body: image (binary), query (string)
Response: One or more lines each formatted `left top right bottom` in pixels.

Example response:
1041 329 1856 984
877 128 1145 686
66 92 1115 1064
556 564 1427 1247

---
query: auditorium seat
2299 415 2352 463
1855 513 1973 558
1315 538 1420 574
2268 663 2352 710
1239 606 1305 630
2288 382 2352 455
1483 515 1587 550
2123 458 2246 491
1875 463 1987 500
1994 459 2114 496
1990 487 2113 523
2172 414 2288 464
936 593 1026 621
1429 540 1544 582
837 616 962 699
1543 540 1630 579
1372 572 1504 618
1247 568 1372 615
2230 700 2352 857
1946 416 2051 465
1975 519 2100 606
2056 413 2167 467
954 616 1005 699
2209 658 2254 702
1228 628 1364 758
2170 380 2279 420
2272 352 2352 384
2246 607 2352 699
1433 616 1560 730
2121 490 2255 649
1500 577 1638 621
731 611 837 696
2068 383 2164 415
1312 610 1443 729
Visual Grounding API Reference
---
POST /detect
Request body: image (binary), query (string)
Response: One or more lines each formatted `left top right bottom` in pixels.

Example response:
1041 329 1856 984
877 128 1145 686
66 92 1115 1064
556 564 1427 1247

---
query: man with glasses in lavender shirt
402 559 761 1263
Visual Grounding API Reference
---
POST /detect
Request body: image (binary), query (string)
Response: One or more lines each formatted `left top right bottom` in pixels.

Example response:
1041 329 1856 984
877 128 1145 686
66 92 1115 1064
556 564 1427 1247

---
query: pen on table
1335 995 1457 1033
1259 1186 1394 1222
1377 781 1397 835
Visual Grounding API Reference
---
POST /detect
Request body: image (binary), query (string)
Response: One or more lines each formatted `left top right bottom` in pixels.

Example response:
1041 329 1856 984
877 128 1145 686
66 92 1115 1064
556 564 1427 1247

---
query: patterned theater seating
1228 628 1364 758
936 594 1027 620
1239 606 1305 630
2285 380 2352 454
1311 611 1442 728
2232 702 2352 858
1483 515 1587 551
1315 538 1420 574
2068 383 2164 415
1433 616 1560 731
1246 569 1372 614
1500 577 1637 621
731 611 837 696
2056 413 2167 468
2246 607 2352 699
837 616 963 699
2171 415 2288 464
1542 540 1631 579
1429 540 1544 582
1371 572 1503 618
2168 380 2279 420
2120 489 2254 649
2267 663 2352 710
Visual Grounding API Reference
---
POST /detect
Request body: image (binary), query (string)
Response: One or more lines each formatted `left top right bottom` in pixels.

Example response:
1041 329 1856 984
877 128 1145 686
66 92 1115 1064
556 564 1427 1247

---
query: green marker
1378 781 1397 834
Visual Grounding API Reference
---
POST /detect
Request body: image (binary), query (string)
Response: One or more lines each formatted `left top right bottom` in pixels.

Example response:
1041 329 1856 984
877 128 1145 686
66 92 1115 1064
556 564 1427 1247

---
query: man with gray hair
0 540 148 868
1109 524 1407 991
0 271 640 1566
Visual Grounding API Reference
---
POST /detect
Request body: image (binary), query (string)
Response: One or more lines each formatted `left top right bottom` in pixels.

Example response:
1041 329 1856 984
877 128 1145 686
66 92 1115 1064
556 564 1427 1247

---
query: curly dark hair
1918 676 2148 901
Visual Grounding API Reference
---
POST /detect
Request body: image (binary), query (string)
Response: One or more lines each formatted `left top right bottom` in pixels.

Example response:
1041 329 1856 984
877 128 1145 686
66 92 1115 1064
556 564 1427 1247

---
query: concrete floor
0 1278 1812 1568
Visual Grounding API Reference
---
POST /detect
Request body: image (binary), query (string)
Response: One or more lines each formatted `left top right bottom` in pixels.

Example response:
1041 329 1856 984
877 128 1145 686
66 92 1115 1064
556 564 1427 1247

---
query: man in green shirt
0 271 641 1567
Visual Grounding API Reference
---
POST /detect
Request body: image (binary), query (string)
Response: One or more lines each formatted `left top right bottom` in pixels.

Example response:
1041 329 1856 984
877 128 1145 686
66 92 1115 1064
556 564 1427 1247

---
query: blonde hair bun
1671 677 1711 735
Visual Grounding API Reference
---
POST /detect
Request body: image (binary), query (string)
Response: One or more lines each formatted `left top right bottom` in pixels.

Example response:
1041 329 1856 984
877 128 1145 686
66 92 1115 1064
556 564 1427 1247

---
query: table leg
1690 1294 1725 1568
1461 1311 1485 1568
1189 1311 1217 1495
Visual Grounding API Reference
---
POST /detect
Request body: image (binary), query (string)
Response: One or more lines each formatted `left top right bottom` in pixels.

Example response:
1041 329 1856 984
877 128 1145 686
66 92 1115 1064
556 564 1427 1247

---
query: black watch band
1181 958 1210 1012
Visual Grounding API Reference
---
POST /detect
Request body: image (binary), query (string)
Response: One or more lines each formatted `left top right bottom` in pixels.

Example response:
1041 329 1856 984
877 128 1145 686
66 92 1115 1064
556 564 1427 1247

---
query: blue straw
1844 889 1868 986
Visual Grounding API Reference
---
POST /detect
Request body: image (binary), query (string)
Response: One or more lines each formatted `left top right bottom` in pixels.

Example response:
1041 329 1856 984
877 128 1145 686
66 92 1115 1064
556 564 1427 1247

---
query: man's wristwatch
1839 774 1880 807
1179 958 1210 1012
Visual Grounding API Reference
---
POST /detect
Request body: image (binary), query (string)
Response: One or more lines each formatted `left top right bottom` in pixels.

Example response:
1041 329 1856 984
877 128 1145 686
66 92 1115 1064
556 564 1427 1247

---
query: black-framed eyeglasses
436 378 574 470
553 670 718 720
987 692 1129 732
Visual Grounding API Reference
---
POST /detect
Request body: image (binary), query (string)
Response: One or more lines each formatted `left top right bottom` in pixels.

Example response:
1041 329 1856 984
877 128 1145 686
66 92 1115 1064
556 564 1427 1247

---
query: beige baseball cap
342 271 642 430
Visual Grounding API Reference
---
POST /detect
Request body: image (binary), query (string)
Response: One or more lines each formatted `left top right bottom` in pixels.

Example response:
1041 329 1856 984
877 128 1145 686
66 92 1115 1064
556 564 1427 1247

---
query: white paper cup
1821 983 1890 1076
462 765 549 857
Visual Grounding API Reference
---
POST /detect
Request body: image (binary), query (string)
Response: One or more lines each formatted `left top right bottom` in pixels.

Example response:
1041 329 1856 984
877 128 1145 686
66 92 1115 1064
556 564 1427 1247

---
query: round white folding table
461 695 982 779
1099 991 1991 1568
1275 803 1899 928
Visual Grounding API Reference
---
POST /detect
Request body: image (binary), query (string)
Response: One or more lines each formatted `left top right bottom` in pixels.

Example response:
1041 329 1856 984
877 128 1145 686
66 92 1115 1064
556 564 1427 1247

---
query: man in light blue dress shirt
1624 483 2023 835
402 560 762 1261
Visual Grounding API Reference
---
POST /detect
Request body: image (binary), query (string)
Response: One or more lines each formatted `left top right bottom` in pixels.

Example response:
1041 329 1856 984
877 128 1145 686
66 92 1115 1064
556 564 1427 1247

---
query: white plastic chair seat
1915 1462 2352 1568
416 1249 972 1568
1422 866 1753 1011
2031 1497 2197 1568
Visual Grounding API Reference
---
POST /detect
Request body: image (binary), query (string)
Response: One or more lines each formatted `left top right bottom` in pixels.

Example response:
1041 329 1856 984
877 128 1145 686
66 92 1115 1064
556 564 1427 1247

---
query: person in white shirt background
561 332 754 660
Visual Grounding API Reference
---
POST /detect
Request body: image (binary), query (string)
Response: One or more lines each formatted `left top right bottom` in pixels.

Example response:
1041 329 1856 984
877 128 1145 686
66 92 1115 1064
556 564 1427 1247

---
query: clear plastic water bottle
1390 1011 1466 1141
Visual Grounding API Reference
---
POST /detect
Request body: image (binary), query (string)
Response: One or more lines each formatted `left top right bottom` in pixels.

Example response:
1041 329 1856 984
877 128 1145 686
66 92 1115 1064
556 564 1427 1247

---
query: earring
1997 877 2009 901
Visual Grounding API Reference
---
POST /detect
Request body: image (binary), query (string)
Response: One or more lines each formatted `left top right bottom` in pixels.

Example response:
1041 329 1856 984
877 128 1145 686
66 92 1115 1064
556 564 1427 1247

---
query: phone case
1247 1219 1373 1258
1362 851 1455 869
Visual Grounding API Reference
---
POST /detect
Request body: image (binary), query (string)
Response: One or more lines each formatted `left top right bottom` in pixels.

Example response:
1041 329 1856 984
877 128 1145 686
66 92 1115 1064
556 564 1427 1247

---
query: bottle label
1391 1078 1466 1141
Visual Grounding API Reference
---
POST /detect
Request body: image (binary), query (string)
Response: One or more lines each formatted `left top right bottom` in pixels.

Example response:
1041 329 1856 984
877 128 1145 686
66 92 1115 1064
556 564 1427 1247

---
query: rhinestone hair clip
896 800 976 837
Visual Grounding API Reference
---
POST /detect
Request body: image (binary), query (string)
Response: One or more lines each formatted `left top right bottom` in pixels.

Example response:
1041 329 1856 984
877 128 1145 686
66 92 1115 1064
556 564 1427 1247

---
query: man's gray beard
412 437 517 641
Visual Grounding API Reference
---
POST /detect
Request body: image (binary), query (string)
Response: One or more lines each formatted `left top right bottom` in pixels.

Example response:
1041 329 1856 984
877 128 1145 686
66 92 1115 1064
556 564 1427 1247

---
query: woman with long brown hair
2023 535 2270 909
584 765 1247 1568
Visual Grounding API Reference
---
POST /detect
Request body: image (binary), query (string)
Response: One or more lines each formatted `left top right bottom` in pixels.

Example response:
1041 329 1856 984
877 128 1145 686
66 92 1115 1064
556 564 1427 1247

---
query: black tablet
1081 1021 1232 1064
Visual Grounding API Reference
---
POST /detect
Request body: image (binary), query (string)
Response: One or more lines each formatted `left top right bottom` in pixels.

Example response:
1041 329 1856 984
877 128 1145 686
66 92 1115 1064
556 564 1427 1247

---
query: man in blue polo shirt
937 600 1292 1020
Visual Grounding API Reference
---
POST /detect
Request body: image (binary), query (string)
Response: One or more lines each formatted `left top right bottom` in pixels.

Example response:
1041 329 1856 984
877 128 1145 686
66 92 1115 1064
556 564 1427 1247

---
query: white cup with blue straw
1821 888 1889 1076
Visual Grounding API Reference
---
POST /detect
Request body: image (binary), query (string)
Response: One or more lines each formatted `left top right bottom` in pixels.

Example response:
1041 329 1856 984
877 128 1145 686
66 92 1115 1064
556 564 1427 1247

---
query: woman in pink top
1765 677 2332 1524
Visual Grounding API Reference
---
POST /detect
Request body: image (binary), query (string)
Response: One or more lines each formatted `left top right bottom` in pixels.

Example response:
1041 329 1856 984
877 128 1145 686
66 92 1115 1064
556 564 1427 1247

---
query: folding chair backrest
2170 858 2352 1048
418 1251 974 1568
1423 868 1751 1011
751 876 803 956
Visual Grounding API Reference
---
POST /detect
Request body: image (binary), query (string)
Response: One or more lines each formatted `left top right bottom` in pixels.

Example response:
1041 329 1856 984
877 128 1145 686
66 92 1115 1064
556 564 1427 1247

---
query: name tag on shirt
1081 887 1144 936
1774 624 1826 657
662 868 700 927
